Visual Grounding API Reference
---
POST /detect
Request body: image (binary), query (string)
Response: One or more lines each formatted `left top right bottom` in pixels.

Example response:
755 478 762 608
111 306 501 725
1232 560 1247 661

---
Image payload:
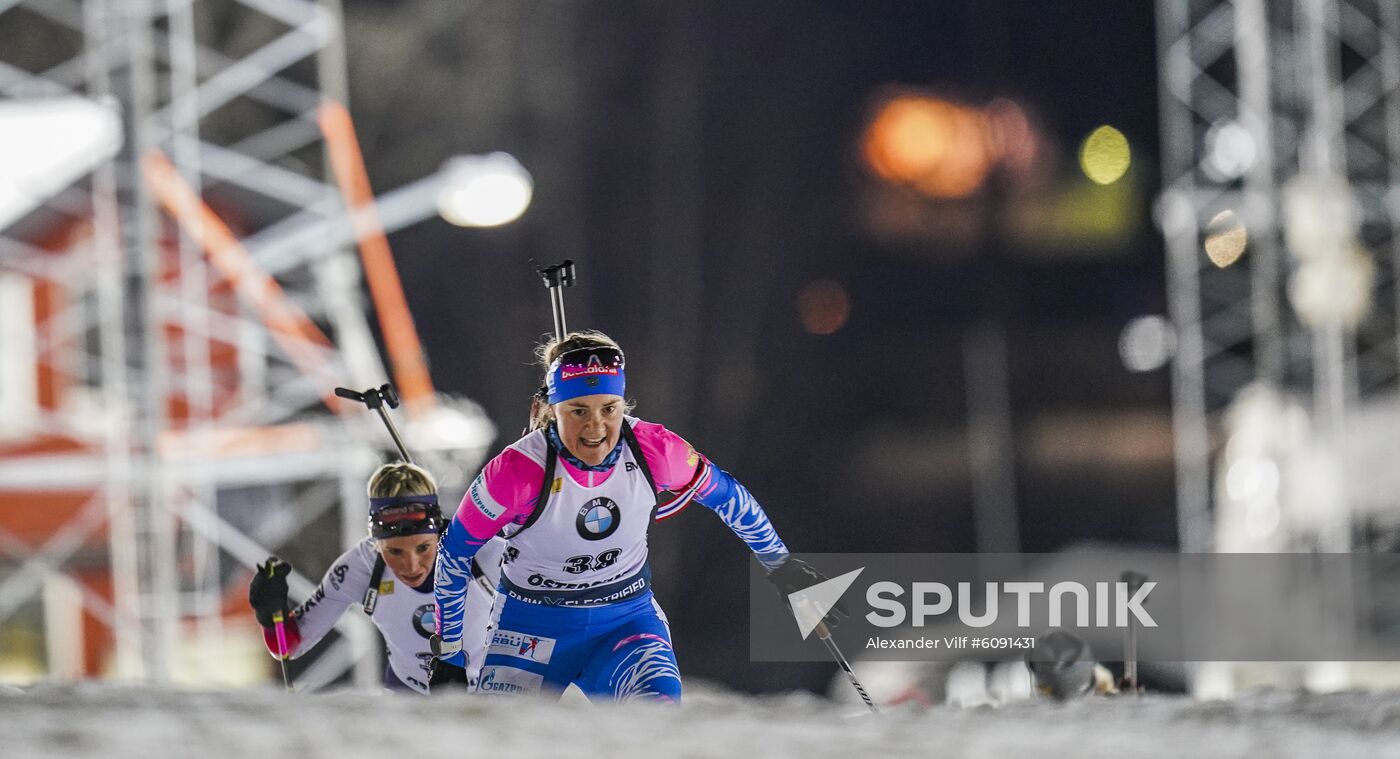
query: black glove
766 558 850 630
428 658 472 692
427 634 473 693
249 556 292 629
1026 630 1096 700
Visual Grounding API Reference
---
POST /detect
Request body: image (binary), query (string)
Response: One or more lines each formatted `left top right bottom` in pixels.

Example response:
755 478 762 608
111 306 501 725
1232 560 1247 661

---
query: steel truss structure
1156 0 1400 552
0 0 491 686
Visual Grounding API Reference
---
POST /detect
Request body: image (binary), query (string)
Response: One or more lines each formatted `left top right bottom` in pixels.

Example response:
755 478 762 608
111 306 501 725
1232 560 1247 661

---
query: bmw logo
413 604 435 639
576 497 621 541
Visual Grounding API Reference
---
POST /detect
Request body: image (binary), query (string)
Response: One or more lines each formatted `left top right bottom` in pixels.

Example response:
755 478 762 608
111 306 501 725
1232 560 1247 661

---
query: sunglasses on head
552 346 624 372
368 502 444 539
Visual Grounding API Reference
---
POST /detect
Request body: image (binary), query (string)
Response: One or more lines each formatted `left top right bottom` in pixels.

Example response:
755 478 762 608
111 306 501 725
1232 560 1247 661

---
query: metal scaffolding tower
0 0 493 686
1156 0 1400 552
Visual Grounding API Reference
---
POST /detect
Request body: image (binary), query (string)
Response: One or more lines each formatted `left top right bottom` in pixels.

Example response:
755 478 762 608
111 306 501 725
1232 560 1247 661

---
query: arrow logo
786 567 864 640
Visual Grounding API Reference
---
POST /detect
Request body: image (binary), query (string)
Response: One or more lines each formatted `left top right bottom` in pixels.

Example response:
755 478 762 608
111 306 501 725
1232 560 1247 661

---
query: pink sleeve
453 447 544 541
629 419 702 491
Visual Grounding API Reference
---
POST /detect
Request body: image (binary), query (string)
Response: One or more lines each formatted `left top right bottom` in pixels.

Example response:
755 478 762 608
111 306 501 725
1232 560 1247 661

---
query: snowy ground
4 683 1400 758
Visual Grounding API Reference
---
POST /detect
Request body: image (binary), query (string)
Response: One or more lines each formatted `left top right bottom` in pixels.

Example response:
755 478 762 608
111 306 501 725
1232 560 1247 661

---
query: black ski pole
334 383 414 463
1120 569 1147 694
786 570 877 712
269 563 293 691
816 620 878 713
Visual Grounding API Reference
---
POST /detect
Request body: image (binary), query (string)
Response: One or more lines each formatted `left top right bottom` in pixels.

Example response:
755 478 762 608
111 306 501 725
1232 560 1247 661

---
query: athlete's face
377 533 438 587
555 393 624 466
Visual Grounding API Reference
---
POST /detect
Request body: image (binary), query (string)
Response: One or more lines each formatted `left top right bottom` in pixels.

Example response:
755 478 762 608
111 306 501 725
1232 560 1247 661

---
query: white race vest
366 549 439 693
500 424 657 605
292 538 437 693
293 536 503 693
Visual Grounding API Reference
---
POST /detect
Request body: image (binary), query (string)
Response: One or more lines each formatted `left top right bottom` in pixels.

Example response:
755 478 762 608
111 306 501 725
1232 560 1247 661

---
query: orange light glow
861 92 1047 200
797 280 852 335
862 95 995 199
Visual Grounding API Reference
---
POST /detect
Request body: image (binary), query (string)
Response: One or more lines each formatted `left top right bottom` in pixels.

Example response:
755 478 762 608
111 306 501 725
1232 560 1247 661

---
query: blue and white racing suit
434 417 789 702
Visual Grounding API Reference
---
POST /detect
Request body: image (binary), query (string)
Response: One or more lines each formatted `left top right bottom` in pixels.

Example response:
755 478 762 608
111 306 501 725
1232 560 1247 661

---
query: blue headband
546 347 626 404
369 494 439 513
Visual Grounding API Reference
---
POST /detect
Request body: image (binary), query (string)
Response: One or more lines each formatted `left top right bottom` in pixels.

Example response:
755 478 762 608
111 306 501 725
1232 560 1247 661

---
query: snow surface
4 683 1400 758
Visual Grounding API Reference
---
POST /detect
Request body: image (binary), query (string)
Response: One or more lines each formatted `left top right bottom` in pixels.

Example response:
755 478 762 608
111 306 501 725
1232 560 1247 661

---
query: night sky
337 0 1174 692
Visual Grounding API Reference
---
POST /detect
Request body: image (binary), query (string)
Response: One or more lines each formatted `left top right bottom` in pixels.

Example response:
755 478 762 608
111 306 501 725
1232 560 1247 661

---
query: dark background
337 0 1175 693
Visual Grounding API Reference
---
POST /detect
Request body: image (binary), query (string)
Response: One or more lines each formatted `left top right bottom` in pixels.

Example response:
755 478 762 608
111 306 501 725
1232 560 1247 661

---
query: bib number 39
563 549 621 575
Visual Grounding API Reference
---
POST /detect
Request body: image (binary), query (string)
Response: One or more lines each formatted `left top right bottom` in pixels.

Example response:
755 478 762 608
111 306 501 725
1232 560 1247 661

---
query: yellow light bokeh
1079 125 1131 185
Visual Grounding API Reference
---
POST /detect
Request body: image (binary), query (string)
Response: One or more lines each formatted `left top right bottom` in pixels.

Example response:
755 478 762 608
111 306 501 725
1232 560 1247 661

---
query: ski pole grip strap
272 613 290 659
431 634 461 657
363 554 387 614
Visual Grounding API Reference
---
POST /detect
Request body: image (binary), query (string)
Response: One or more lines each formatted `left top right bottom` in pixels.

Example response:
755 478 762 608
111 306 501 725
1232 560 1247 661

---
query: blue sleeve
691 461 790 571
433 515 489 661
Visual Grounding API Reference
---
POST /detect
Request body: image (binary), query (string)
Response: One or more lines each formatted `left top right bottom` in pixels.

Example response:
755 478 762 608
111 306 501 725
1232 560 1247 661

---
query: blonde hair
528 330 634 431
367 462 437 498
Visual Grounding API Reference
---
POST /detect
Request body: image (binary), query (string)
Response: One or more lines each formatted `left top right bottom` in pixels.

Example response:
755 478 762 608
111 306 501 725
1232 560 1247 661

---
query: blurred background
0 0 1397 700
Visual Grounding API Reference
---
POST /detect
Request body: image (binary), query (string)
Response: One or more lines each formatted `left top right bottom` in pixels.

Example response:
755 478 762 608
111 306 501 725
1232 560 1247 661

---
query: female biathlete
430 331 840 702
248 462 501 693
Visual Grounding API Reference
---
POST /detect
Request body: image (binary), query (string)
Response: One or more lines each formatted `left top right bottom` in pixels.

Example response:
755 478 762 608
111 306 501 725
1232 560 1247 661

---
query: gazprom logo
470 482 502 520
477 666 542 694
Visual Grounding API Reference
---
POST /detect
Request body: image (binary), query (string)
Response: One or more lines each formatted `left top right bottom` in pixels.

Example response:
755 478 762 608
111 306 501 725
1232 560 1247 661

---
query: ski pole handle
334 384 415 464
272 608 294 691
537 260 576 340
258 560 294 690
272 611 289 659
334 386 364 403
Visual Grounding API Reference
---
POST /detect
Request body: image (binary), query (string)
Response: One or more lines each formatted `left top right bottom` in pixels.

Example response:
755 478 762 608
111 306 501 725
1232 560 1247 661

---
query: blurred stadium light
795 279 852 336
1119 315 1177 373
1203 119 1257 182
1203 209 1248 268
856 89 1138 256
1078 125 1132 186
0 98 121 231
861 91 1048 201
436 152 534 228
861 93 995 199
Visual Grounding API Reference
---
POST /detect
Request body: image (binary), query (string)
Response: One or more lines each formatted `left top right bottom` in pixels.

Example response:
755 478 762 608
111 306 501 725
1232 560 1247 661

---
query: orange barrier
142 150 344 414
318 100 435 415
